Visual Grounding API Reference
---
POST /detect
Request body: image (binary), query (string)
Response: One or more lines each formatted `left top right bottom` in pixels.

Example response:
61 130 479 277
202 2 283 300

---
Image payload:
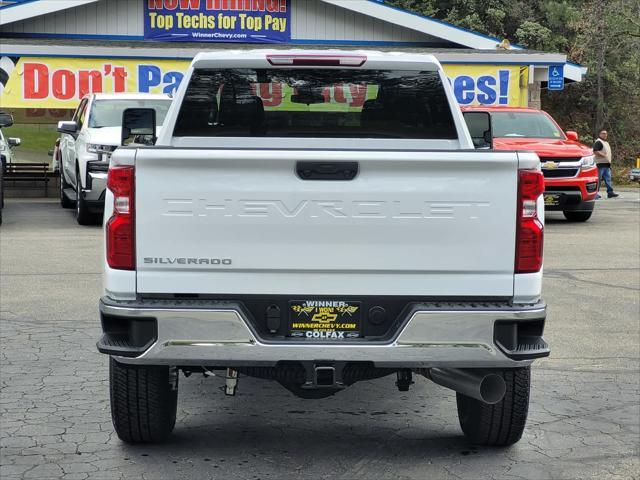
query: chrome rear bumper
98 297 548 368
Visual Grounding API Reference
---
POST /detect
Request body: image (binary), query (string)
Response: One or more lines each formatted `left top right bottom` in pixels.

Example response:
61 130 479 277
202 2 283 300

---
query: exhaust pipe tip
424 368 507 405
478 373 507 404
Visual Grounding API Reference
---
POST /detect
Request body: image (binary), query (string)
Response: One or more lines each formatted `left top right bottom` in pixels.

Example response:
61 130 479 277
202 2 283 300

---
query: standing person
593 129 619 199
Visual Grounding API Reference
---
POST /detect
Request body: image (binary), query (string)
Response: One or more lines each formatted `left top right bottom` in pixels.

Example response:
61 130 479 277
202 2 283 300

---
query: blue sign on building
145 0 291 44
548 64 565 91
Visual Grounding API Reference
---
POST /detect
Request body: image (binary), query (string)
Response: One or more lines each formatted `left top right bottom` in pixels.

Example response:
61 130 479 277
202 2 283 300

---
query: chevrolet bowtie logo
542 161 559 170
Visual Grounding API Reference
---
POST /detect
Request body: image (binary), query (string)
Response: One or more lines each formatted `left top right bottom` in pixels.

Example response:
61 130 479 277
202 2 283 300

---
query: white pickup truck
57 93 172 224
98 50 549 446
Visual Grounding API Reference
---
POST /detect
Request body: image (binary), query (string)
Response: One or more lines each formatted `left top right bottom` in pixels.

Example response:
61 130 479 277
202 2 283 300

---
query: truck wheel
75 170 94 225
60 171 74 209
563 211 592 222
456 367 530 446
109 358 178 444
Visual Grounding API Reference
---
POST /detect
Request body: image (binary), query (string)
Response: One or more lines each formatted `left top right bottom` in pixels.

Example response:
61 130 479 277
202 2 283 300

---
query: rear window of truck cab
173 68 457 139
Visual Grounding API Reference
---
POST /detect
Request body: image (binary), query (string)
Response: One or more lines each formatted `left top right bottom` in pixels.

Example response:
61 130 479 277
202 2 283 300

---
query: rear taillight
106 166 135 270
515 169 544 273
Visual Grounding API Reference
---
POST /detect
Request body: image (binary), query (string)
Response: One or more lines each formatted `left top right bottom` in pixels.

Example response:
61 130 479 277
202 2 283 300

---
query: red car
463 106 599 222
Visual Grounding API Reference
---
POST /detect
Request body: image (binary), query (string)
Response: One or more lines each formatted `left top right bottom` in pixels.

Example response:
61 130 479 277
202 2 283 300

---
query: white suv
57 94 171 225
0 113 20 166
0 113 21 225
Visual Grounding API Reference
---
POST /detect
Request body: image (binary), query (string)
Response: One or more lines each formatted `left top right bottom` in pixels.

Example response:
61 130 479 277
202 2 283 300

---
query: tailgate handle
296 161 358 181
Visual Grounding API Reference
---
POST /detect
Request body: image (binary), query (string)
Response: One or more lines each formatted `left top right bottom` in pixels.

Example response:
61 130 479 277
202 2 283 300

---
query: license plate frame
288 300 362 340
544 193 561 206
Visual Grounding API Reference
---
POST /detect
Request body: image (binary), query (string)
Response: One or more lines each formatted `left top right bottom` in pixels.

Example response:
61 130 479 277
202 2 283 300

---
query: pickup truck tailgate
134 149 518 297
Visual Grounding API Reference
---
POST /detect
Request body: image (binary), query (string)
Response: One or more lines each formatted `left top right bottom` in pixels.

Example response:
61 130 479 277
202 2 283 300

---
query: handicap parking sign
548 65 565 90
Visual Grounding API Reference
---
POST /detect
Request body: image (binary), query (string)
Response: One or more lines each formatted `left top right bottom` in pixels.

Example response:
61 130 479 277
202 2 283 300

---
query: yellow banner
443 64 528 108
0 56 528 110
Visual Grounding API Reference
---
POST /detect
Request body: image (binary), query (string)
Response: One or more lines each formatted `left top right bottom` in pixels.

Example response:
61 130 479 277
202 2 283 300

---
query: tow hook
395 369 414 391
225 368 239 396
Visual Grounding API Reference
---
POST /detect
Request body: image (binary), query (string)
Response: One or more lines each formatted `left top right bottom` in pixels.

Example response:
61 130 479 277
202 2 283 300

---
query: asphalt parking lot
1 191 639 480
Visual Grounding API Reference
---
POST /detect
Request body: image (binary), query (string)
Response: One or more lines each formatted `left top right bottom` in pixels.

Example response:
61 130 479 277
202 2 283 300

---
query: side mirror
121 108 156 146
57 121 78 135
48 149 55 157
463 111 493 149
8 137 20 147
565 130 579 141
0 113 14 127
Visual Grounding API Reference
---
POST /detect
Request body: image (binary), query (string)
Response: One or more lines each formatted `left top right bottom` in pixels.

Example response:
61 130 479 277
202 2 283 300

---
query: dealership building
0 0 585 124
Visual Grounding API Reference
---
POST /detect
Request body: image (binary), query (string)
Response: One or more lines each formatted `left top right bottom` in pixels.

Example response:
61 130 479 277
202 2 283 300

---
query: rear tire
563 210 592 222
60 171 74 209
109 358 178 444
456 367 530 446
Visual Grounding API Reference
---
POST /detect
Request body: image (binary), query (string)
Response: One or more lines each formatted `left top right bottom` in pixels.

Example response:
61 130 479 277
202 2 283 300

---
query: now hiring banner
144 0 291 43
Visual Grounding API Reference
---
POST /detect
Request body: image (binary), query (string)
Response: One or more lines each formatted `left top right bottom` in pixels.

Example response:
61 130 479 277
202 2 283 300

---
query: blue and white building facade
0 0 585 121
